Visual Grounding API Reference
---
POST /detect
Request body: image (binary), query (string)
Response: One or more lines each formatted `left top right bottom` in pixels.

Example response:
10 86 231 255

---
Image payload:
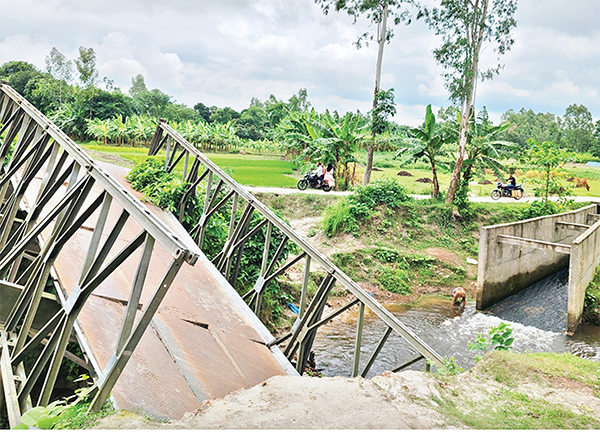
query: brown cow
575 177 590 191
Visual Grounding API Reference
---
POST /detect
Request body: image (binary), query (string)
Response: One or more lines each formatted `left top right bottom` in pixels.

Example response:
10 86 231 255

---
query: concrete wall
476 204 598 310
568 218 600 333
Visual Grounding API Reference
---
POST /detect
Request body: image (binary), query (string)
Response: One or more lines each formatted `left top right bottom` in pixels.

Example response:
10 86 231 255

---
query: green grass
81 143 299 187
81 144 600 196
435 351 600 429
332 247 467 293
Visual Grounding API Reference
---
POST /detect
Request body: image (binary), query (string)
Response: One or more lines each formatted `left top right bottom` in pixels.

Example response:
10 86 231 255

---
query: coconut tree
397 104 446 197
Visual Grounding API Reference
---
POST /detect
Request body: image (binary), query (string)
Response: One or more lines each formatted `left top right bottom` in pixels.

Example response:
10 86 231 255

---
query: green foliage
583 265 600 325
500 108 564 149
356 177 411 208
469 322 514 362
519 200 560 219
280 109 368 190
322 179 411 236
527 139 573 201
371 88 397 135
418 0 517 105
126 158 295 328
332 247 465 292
438 356 464 376
397 104 447 197
15 401 67 429
15 375 113 430
375 265 411 294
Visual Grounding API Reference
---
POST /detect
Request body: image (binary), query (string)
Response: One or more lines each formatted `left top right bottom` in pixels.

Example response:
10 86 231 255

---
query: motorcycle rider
316 162 325 186
506 174 516 194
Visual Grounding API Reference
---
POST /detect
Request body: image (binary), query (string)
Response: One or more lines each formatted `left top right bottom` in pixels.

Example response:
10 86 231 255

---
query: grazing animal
575 177 590 191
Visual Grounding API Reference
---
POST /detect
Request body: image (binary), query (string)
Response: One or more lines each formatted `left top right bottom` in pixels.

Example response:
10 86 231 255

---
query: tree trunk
363 2 388 186
445 0 489 204
431 158 440 198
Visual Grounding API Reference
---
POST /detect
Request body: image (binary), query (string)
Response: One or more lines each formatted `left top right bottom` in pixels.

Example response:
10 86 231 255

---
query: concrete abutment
476 204 600 333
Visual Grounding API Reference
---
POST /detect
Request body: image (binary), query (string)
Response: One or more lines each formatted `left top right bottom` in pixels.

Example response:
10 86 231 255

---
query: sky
0 0 598 126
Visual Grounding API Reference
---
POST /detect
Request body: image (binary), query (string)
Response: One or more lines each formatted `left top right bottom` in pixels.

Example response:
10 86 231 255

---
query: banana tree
397 104 446 197
446 108 517 186
280 110 367 190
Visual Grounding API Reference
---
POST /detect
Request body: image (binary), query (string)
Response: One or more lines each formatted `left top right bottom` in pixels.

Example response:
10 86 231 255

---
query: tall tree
562 104 595 153
45 47 74 107
315 0 414 186
500 108 563 150
193 102 212 123
288 88 312 112
45 47 73 84
418 0 517 203
75 46 99 87
129 74 148 98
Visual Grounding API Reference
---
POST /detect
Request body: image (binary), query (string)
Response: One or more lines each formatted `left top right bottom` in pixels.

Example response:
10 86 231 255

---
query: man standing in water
452 287 466 307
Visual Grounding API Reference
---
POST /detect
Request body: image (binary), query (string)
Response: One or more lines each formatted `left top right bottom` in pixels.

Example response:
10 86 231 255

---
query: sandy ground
96 371 449 429
95 358 600 429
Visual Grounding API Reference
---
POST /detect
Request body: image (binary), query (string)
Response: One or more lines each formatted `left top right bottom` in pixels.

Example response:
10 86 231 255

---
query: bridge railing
148 120 445 377
0 83 198 426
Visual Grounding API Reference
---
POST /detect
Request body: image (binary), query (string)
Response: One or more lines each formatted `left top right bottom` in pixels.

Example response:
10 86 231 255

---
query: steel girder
148 120 445 377
0 84 197 427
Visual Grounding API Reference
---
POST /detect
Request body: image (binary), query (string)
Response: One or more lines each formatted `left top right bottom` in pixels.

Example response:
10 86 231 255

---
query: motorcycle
297 171 332 192
491 182 524 200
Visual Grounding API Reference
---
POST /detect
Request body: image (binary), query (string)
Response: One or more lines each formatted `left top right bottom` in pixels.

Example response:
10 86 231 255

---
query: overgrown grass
436 351 600 429
332 247 467 294
254 192 340 220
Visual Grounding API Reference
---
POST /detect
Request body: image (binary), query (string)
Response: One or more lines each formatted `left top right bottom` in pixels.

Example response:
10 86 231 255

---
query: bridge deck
27 161 292 419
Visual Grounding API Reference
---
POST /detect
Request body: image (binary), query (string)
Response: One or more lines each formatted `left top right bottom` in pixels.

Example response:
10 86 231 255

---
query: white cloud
0 0 597 122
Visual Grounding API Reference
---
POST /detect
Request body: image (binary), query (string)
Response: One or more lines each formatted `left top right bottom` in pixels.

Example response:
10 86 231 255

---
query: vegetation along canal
312 269 600 376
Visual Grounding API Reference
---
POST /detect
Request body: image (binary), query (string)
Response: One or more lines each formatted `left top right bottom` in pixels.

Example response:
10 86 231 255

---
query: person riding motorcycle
506 174 516 192
316 162 325 186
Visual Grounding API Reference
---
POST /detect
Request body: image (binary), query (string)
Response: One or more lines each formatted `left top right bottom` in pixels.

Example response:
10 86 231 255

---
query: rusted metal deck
29 161 294 419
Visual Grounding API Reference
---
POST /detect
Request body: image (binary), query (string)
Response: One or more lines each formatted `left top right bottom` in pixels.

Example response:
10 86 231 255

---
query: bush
376 265 411 295
322 179 411 237
519 200 559 219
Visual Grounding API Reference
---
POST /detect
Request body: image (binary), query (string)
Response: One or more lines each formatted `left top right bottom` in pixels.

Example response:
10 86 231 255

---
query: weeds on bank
332 247 467 295
437 387 600 429
15 379 115 430
435 351 600 429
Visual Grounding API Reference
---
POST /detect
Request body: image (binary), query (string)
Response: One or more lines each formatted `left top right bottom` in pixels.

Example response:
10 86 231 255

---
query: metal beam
153 120 446 369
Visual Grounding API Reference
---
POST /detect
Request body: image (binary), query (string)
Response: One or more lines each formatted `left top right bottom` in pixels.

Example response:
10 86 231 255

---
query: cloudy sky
0 0 598 125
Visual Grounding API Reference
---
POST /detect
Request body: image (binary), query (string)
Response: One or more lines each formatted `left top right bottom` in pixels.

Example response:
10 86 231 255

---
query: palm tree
397 104 446 197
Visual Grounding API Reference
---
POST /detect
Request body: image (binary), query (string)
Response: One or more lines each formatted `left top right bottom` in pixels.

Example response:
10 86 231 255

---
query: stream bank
94 351 600 429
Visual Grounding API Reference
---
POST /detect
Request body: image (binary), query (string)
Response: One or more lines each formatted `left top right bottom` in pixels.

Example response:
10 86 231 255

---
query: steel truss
148 120 445 376
0 83 197 427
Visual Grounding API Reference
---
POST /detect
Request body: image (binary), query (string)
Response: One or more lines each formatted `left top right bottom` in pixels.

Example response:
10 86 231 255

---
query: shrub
322 179 411 237
375 265 411 295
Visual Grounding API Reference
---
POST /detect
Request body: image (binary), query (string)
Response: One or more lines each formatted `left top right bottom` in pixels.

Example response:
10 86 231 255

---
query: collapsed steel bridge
0 82 444 427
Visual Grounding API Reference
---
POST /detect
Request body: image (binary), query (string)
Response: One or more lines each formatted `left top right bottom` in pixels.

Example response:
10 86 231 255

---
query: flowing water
312 269 600 377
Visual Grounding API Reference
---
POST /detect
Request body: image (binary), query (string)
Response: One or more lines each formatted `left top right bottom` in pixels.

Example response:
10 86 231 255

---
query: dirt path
247 186 600 203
